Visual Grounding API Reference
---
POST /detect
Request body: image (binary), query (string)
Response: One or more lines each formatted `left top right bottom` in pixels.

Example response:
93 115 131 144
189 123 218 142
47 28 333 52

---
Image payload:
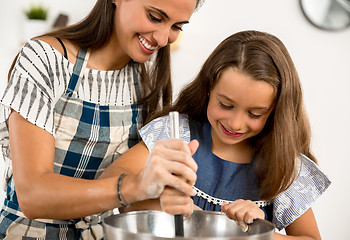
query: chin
131 54 153 64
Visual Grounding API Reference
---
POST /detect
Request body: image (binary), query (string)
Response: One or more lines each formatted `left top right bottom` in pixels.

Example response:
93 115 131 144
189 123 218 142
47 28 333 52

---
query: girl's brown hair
161 30 316 200
8 0 204 122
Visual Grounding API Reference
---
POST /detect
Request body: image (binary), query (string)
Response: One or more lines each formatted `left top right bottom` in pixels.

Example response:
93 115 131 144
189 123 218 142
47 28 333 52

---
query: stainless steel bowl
103 210 274 240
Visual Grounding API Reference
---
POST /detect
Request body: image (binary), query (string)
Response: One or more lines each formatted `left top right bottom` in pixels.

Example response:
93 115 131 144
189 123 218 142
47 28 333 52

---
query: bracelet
117 173 131 208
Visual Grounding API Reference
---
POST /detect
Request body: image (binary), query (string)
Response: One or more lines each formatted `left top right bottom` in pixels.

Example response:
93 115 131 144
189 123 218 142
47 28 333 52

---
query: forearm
99 141 149 179
119 199 162 213
16 173 120 219
17 170 149 220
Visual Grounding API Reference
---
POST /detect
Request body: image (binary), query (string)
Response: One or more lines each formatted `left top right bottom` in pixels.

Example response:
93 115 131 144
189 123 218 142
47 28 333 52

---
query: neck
88 34 131 70
211 134 254 164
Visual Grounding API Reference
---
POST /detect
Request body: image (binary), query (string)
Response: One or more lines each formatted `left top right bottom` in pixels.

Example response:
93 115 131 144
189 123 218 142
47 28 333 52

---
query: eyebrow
218 94 271 111
149 6 190 25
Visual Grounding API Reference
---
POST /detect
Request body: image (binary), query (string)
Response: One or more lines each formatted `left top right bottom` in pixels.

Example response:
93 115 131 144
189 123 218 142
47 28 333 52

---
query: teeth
224 126 233 133
138 35 157 51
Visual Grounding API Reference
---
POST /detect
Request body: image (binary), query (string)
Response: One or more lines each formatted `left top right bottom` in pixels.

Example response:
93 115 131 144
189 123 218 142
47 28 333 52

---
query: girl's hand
221 200 265 232
137 139 199 201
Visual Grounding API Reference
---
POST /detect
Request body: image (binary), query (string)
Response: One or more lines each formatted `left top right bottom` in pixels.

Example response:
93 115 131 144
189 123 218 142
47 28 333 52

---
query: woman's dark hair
159 30 316 200
8 0 205 122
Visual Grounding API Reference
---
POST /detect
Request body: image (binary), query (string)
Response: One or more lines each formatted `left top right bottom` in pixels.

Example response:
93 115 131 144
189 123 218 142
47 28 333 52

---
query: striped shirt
0 39 144 239
0 39 142 135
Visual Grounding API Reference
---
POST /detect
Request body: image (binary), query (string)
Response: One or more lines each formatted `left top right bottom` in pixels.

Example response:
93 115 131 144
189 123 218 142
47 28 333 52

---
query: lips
138 34 157 51
220 122 244 138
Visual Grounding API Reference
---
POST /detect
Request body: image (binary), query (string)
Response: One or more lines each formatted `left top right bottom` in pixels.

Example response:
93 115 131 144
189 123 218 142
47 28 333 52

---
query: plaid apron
0 49 143 239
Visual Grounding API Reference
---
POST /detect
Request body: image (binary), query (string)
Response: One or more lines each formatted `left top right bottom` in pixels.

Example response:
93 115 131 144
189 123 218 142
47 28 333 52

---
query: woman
0 0 203 239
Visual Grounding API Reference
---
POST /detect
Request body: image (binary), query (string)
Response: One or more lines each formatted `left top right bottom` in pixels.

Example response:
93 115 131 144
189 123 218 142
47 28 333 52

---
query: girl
0 0 204 239
104 30 330 239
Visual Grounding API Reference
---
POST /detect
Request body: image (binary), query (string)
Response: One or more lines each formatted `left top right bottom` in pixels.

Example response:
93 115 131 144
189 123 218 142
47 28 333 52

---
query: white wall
1 1 349 239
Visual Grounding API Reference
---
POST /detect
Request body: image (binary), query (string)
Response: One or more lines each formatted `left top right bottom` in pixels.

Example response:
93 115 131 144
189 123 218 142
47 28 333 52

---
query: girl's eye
148 13 161 23
219 102 233 109
249 112 262 119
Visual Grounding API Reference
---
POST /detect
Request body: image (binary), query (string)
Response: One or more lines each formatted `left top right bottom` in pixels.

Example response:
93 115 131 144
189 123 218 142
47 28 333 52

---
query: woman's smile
138 34 158 53
114 0 196 64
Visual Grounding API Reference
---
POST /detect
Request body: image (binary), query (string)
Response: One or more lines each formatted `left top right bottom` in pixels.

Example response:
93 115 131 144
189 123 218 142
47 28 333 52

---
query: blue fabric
189 120 268 214
0 47 143 239
139 114 331 230
66 49 87 97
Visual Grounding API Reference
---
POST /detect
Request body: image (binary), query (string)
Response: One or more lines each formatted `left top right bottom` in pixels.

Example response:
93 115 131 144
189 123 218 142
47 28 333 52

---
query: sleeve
138 114 191 151
0 39 60 136
272 155 331 230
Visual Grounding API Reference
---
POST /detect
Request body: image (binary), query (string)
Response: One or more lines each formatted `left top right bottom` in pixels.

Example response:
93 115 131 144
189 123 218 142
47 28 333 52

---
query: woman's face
207 67 275 149
114 0 197 63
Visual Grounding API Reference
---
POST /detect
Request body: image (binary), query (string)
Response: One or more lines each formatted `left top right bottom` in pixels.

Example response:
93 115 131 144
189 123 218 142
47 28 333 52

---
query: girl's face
114 0 197 63
207 67 275 149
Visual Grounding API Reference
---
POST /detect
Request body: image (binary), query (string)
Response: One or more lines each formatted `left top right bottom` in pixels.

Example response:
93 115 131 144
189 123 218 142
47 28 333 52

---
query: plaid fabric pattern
0 47 143 239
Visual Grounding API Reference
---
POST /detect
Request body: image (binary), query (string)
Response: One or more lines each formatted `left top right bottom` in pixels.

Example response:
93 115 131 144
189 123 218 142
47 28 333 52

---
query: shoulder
35 36 64 55
297 154 331 191
139 114 190 151
34 36 79 63
22 37 60 57
272 154 331 230
16 38 65 69
14 37 70 78
8 37 71 101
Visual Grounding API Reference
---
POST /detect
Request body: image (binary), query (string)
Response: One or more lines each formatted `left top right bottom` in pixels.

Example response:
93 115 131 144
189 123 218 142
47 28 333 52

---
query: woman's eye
172 25 183 31
148 13 161 22
219 102 233 109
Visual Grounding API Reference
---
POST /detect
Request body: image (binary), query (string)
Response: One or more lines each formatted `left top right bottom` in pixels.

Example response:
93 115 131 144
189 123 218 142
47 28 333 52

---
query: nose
227 112 245 131
153 28 179 48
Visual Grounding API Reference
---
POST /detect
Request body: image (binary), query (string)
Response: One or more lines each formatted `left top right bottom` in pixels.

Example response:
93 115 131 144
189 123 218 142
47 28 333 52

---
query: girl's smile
207 67 275 152
219 122 245 138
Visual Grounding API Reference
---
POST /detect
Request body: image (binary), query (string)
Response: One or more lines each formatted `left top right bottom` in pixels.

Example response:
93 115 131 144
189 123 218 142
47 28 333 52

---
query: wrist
117 173 131 207
117 173 142 207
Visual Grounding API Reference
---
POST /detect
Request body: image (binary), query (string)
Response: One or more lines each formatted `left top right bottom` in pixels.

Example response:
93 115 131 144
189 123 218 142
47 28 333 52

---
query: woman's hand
101 139 199 211
137 139 199 200
221 199 265 232
160 186 194 219
160 185 203 219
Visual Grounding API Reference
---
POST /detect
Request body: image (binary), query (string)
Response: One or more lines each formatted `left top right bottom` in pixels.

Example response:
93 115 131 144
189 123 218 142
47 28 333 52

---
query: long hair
160 30 316 200
8 0 205 122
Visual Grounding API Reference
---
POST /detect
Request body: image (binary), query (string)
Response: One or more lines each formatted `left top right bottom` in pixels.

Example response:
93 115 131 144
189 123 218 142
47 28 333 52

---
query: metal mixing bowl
103 210 275 240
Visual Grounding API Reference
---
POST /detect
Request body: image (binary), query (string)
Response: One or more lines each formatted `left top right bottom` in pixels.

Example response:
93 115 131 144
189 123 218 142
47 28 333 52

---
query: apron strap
130 61 142 103
65 49 90 97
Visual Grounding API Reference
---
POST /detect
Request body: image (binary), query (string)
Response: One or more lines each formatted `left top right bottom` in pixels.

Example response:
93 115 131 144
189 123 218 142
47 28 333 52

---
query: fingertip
238 222 249 232
246 218 254 224
190 139 199 146
188 139 199 154
221 202 228 211
189 186 197 196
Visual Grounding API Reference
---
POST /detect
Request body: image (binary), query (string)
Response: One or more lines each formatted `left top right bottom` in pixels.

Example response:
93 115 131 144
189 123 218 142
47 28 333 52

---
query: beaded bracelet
117 173 131 208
